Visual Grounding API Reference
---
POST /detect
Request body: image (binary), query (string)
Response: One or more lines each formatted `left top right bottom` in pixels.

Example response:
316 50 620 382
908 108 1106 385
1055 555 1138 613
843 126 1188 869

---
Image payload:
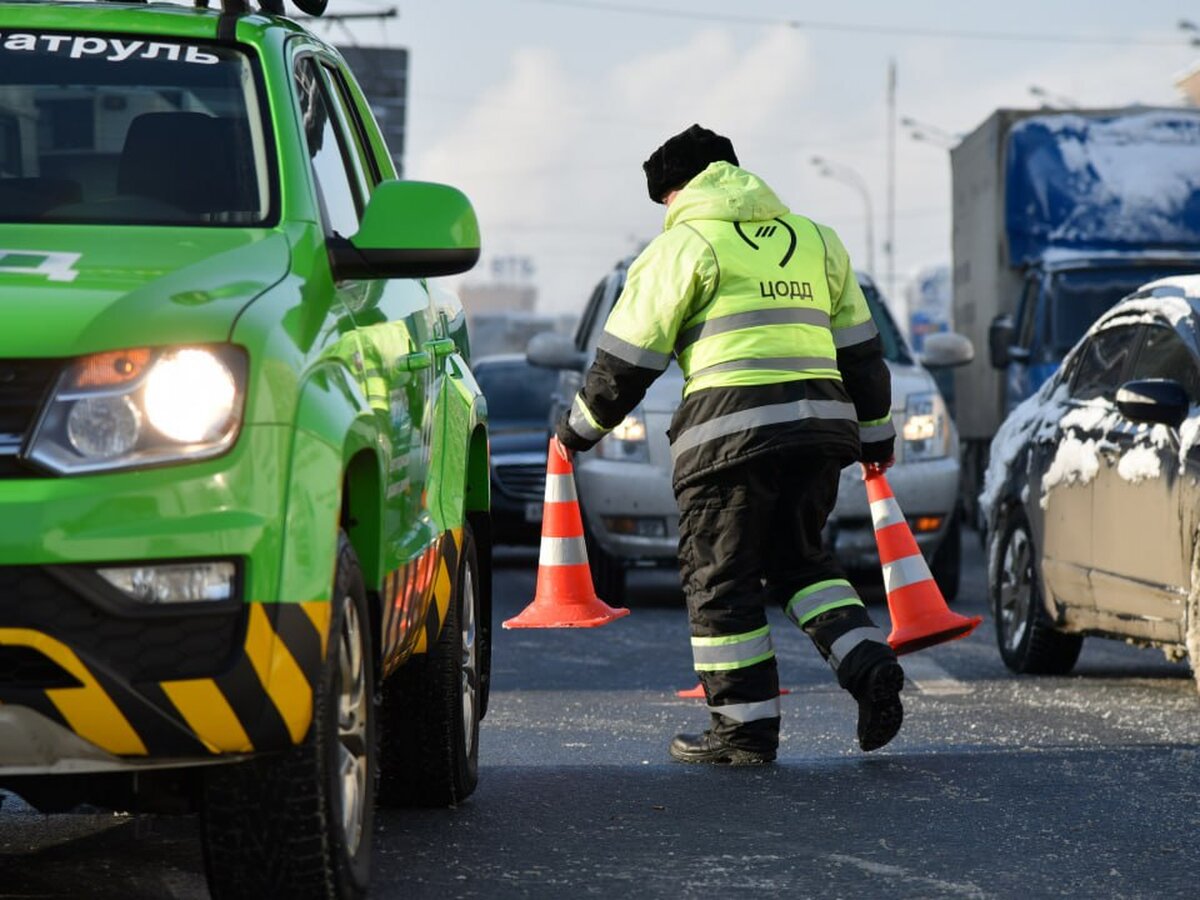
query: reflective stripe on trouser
784 578 893 687
692 625 781 729
798 602 895 691
785 578 863 628
691 625 775 672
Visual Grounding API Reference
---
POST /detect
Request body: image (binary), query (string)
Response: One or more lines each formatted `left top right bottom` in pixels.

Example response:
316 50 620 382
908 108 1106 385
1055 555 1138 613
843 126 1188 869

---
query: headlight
596 407 650 463
28 345 247 474
901 391 949 462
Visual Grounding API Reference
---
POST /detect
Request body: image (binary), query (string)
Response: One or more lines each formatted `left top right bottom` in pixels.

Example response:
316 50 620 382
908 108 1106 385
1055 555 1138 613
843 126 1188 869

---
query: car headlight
901 391 949 462
595 407 650 463
28 345 247 474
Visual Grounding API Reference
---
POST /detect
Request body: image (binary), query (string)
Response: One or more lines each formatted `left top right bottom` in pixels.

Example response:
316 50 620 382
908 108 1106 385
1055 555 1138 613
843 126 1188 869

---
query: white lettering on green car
0 250 81 283
0 33 220 64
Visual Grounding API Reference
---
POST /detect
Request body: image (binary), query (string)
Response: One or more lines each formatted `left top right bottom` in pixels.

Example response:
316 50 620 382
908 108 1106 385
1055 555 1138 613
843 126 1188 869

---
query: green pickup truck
0 2 491 897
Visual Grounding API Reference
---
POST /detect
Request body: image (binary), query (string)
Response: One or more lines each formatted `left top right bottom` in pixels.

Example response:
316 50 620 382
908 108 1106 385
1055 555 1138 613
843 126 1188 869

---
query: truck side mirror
988 315 1014 369
920 332 974 369
1116 378 1190 429
526 331 586 372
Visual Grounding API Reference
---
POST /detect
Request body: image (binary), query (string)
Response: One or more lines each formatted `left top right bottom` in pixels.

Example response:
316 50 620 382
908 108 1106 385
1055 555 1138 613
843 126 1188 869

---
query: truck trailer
951 106 1200 518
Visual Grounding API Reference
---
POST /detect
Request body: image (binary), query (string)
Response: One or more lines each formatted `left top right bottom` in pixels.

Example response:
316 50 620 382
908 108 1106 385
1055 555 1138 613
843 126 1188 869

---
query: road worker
554 124 904 765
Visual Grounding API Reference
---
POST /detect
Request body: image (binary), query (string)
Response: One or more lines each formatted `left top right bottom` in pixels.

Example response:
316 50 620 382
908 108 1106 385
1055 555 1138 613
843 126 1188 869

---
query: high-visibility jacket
558 161 894 487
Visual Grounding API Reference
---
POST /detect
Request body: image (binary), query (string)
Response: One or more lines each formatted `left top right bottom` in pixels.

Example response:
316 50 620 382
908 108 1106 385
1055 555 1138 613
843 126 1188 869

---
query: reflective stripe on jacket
559 161 893 486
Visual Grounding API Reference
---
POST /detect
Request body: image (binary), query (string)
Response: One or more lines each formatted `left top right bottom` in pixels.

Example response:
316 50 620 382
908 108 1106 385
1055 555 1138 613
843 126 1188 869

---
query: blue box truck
951 107 1200 518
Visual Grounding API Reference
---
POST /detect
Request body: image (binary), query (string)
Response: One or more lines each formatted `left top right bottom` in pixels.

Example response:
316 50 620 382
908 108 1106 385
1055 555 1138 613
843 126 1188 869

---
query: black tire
201 534 376 900
378 525 481 807
584 524 626 608
990 510 1082 675
930 517 962 603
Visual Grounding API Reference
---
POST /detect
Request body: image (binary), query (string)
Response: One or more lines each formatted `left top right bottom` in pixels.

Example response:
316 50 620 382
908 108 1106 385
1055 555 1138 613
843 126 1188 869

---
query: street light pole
811 156 875 279
886 59 896 302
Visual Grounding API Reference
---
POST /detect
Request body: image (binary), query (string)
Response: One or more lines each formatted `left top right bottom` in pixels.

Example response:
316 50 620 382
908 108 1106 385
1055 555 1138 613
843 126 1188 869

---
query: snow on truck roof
1005 109 1200 264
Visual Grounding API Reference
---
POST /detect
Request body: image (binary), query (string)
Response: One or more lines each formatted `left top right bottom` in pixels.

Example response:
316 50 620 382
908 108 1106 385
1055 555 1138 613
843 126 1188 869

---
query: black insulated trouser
675 449 897 752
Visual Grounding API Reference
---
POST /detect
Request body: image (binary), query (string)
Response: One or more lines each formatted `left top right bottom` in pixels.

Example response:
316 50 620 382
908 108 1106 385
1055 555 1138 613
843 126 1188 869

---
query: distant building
337 45 408 176
467 310 576 359
1179 63 1200 107
460 282 537 316
459 256 568 356
904 264 953 351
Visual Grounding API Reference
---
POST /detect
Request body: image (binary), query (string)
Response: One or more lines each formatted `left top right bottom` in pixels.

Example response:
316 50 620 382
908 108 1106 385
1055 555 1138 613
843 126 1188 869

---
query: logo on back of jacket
734 219 813 303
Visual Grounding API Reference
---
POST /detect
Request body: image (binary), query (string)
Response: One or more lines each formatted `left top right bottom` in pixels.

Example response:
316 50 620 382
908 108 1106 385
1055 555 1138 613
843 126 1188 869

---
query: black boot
668 731 776 766
854 659 905 752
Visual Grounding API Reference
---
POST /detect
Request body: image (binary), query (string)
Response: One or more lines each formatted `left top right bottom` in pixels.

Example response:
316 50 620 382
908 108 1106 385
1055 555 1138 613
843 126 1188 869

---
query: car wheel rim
460 564 478 754
999 526 1032 653
336 593 368 858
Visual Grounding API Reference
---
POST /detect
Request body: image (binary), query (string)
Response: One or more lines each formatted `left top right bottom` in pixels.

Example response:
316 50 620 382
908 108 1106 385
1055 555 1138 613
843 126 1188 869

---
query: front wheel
201 533 376 900
990 510 1082 675
379 525 481 807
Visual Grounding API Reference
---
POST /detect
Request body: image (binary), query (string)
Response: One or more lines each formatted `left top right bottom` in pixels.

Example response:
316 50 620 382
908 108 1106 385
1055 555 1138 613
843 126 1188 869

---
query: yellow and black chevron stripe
380 527 461 677
0 601 330 759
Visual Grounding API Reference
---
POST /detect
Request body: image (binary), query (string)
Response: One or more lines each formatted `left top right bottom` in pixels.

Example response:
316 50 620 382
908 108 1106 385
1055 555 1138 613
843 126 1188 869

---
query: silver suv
528 260 973 605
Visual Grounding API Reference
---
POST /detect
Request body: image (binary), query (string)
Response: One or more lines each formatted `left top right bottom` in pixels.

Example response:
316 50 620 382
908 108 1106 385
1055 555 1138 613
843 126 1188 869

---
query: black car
473 353 560 545
982 276 1200 689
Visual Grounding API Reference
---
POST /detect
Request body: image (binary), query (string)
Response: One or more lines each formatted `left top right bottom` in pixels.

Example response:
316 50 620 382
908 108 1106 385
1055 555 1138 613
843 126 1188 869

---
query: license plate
524 502 543 523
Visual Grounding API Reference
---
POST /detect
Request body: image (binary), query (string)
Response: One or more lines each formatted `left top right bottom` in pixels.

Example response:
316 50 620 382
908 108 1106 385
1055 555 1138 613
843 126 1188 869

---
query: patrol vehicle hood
0 227 289 357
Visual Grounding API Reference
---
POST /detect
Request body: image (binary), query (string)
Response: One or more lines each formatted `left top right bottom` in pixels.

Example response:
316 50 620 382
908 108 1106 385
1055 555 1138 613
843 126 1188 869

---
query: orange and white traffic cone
503 438 630 629
676 681 790 699
865 466 981 655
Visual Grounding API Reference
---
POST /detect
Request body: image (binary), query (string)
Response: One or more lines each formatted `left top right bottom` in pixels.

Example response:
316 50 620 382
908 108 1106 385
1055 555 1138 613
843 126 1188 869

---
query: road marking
900 655 972 695
827 854 988 898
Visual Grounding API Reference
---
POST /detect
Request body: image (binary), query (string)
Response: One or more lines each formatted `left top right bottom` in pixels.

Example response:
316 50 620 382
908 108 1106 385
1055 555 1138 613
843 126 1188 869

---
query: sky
316 0 1200 326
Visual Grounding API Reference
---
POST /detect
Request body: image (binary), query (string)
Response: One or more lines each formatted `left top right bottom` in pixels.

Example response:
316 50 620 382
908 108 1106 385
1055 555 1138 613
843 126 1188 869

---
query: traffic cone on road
865 466 981 654
503 438 630 629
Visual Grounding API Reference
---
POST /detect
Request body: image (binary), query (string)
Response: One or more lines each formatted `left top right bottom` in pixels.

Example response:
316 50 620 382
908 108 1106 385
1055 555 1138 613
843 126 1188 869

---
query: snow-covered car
528 260 973 605
982 275 1200 689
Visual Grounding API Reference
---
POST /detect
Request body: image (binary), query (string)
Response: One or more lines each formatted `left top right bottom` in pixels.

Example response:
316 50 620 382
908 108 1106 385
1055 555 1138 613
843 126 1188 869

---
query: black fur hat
642 124 739 203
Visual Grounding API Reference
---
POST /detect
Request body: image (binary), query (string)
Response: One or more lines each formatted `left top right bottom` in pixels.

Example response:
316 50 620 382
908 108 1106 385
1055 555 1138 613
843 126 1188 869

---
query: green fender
277 361 381 606
427 357 489 533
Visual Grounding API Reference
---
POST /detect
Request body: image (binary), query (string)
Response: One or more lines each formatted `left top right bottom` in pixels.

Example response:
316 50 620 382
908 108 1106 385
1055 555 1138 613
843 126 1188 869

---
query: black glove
860 436 895 465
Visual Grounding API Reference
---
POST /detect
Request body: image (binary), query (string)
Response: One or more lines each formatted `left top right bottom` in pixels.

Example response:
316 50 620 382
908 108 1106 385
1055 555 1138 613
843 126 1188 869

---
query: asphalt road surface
3 529 1199 898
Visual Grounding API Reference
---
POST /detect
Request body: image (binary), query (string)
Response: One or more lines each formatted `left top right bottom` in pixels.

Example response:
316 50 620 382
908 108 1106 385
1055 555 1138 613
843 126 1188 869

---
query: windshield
0 32 271 226
860 280 914 364
1050 265 1200 354
474 359 559 424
